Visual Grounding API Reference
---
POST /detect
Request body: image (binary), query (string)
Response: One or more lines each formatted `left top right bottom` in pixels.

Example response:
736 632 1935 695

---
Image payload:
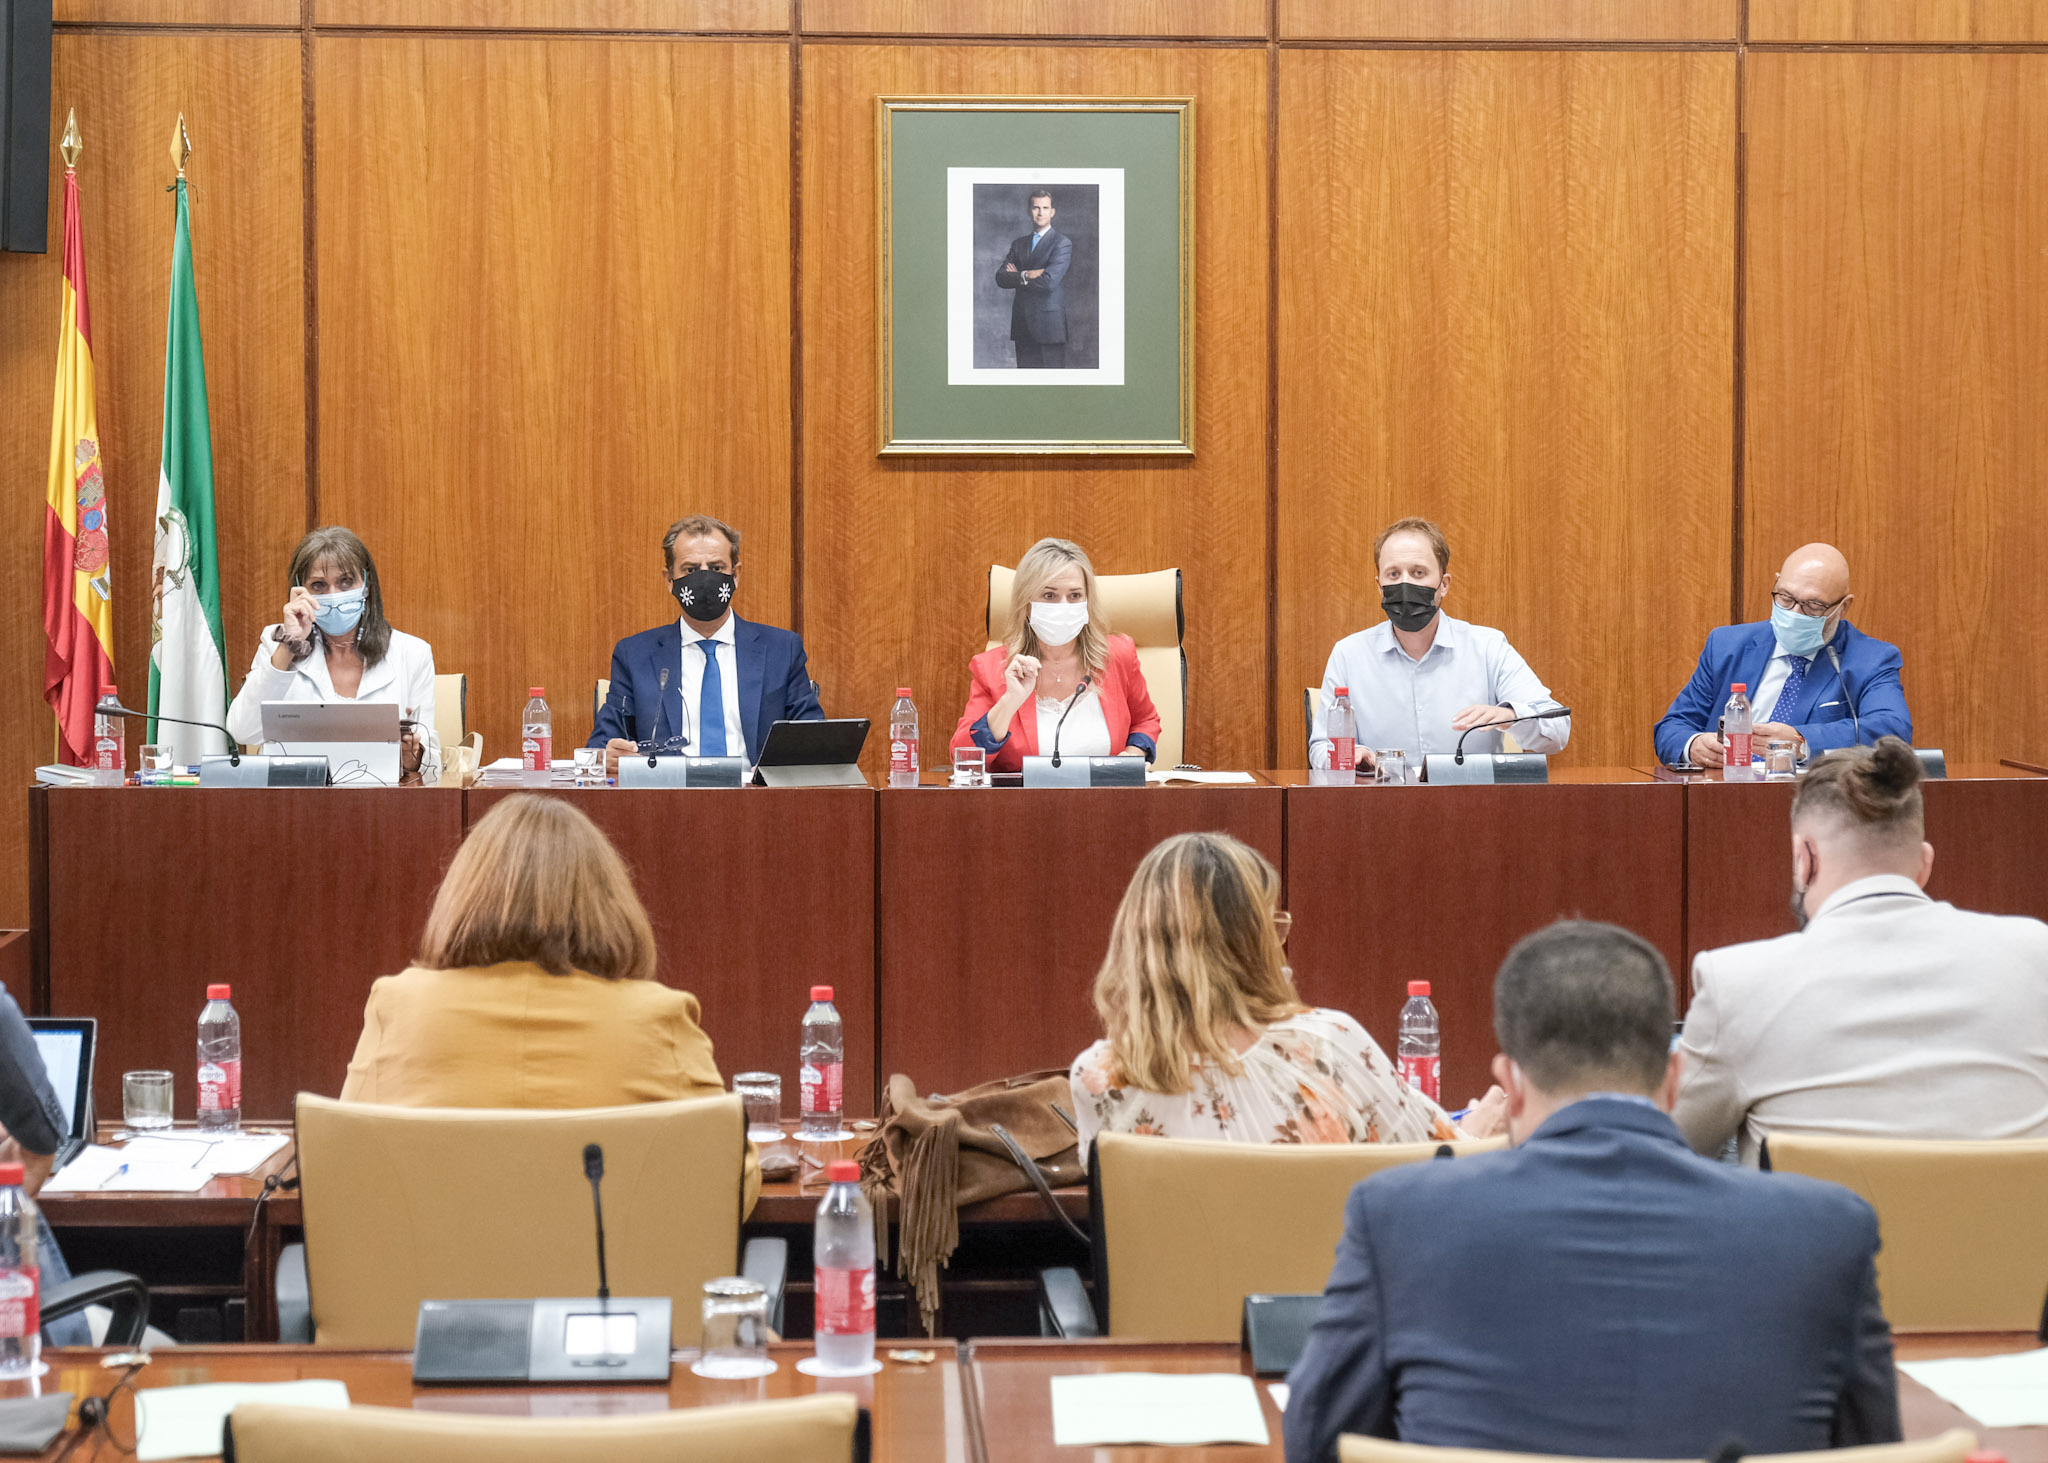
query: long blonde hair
1093 833 1305 1094
418 794 658 982
1003 537 1111 680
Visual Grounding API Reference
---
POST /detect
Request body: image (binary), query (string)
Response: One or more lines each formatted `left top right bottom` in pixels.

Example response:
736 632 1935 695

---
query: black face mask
672 569 735 623
1380 581 1440 633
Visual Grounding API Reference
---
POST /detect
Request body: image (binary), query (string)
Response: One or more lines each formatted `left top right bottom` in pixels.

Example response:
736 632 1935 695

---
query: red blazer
950 634 1163 774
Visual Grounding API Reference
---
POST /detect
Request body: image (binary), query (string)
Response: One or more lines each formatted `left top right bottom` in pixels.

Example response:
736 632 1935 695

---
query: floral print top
1069 1008 1457 1160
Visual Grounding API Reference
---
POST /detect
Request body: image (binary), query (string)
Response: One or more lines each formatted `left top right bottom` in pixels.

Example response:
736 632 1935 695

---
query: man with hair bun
1675 736 2048 1162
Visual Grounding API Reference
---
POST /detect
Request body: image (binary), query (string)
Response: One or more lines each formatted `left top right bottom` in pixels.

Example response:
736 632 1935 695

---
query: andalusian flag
147 124 228 764
42 112 116 766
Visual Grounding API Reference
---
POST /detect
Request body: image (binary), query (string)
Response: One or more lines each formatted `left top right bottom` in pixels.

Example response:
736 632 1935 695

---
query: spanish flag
42 113 114 766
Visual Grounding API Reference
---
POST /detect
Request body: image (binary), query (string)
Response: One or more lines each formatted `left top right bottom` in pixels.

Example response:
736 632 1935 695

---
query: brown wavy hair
287 526 392 667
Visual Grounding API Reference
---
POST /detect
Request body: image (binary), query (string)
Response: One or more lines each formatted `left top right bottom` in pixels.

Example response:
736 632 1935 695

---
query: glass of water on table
122 1071 174 1132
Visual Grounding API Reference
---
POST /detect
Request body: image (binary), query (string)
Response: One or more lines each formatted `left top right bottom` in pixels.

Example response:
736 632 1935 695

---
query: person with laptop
225 526 440 784
590 514 823 772
951 537 1160 774
0 986 90 1344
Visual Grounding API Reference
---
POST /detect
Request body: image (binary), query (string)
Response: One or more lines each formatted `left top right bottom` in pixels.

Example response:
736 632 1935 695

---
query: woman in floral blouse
1070 832 1503 1158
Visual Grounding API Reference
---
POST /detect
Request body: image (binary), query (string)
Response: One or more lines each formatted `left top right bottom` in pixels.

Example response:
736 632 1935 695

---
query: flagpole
57 108 79 769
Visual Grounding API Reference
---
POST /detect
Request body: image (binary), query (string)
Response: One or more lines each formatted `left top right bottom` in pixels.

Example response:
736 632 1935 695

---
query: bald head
1773 542 1853 639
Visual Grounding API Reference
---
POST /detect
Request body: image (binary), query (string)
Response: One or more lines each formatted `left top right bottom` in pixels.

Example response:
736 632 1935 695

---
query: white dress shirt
677 614 745 756
1309 614 1570 769
1035 686 1112 759
225 624 441 782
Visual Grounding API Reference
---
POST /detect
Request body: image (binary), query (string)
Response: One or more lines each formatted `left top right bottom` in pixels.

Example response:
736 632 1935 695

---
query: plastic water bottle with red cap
1721 683 1754 783
522 686 553 786
0 1163 42 1378
811 1160 876 1375
799 987 846 1139
197 983 241 1134
1398 980 1441 1103
889 688 919 789
1314 688 1359 786
93 684 125 785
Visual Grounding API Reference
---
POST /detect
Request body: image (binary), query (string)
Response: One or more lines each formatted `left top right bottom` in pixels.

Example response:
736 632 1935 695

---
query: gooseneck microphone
1049 676 1093 769
1824 644 1860 744
583 1143 610 1303
1453 703 1573 765
95 694 240 766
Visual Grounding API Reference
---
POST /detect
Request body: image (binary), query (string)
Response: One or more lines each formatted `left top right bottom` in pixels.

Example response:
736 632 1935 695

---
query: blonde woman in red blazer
951 537 1163 775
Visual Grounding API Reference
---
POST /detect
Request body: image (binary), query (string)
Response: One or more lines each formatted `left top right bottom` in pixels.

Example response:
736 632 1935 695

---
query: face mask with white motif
1030 600 1089 647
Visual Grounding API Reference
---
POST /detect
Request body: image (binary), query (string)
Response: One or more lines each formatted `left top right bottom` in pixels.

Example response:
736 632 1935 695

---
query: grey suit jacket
0 984 64 1156
1675 875 2048 1162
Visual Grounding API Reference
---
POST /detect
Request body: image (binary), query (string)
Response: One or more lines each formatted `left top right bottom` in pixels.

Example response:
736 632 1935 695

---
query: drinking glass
691 1276 775 1379
122 1071 173 1131
137 745 173 783
950 746 987 788
1374 750 1409 786
734 1072 782 1143
1765 740 1799 780
571 746 604 785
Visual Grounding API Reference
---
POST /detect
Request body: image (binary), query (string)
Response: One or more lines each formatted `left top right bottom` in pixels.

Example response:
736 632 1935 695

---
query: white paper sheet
1050 1372 1270 1447
39 1146 211 1194
1269 1381 1290 1412
1899 1347 2048 1428
135 1379 350 1460
116 1133 289 1176
1147 770 1259 785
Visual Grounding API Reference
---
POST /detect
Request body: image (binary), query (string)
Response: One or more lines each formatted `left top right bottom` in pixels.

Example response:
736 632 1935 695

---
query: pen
98 1163 129 1190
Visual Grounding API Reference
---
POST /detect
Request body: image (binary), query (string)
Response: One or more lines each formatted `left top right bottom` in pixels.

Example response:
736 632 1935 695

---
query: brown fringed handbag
854 1070 1087 1336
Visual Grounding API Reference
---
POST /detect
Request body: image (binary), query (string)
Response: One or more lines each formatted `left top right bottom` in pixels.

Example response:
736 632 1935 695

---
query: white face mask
1030 600 1090 647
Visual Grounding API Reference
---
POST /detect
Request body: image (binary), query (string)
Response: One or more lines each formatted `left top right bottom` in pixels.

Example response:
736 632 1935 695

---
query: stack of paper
1147 770 1259 786
135 1379 348 1461
1049 1373 1271 1447
1899 1347 2048 1427
115 1131 290 1176
40 1147 210 1194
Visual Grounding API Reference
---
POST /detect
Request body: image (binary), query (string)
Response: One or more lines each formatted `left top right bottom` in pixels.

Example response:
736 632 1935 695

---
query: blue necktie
1772 654 1811 723
696 640 728 757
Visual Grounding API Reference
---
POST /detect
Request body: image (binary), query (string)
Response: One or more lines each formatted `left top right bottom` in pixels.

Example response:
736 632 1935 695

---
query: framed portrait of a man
877 96 1193 456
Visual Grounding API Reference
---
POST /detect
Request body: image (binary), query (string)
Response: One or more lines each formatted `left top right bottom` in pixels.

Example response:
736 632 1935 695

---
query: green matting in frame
877 96 1194 456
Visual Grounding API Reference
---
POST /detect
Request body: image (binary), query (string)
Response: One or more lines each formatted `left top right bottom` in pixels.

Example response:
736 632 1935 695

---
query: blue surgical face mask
313 585 367 637
1770 600 1829 657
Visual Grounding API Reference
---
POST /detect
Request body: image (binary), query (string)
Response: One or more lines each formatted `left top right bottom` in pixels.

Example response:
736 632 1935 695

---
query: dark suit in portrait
994 226 1072 368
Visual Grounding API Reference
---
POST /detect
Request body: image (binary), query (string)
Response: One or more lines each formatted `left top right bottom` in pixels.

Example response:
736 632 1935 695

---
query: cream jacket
225 624 440 783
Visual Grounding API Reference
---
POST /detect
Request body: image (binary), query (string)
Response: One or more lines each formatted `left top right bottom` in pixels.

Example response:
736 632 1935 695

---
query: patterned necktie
1771 654 1811 723
696 640 727 757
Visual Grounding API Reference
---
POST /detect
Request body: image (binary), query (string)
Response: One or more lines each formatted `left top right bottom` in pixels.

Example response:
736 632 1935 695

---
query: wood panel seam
1264 0 1279 770
301 0 318 531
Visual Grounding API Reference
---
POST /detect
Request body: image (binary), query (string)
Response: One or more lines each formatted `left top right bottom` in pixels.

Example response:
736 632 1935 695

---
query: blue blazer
1653 619 1912 767
1283 1100 1899 1463
586 615 823 765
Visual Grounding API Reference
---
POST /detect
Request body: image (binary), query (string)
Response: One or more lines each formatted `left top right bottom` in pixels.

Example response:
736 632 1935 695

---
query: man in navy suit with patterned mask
591 514 822 771
995 189 1072 368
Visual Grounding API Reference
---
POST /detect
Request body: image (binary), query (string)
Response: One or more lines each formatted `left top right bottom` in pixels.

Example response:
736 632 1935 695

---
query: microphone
1049 676 1092 769
1824 644 1860 744
1453 702 1572 765
95 694 240 766
583 1143 610 1303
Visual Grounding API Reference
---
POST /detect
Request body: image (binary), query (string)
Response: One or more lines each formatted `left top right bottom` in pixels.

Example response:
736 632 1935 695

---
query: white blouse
225 625 441 783
1069 1008 1457 1160
1034 686 1113 759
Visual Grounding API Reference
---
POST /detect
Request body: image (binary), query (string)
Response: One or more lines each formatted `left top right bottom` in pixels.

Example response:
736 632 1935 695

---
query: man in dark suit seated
994 189 1073 368
1284 920 1899 1463
591 513 822 770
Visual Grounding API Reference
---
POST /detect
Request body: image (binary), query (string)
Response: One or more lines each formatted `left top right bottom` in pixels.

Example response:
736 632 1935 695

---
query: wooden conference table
13 1333 2040 1463
29 764 2048 1115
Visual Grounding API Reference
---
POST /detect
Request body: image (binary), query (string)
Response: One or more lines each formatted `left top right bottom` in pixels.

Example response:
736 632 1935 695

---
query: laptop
260 700 403 786
26 1018 95 1172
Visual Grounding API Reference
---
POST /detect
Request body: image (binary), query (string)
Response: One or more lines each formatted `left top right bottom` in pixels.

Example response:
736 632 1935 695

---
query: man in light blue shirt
1309 517 1571 771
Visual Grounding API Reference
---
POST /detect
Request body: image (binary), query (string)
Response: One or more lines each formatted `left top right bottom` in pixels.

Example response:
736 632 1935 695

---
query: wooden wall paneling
0 33 304 930
313 0 790 30
1279 0 1739 42
1275 49 1736 770
1751 1 2048 43
1745 53 2048 766
801 0 1267 38
801 45 1270 778
315 37 792 768
54 0 300 23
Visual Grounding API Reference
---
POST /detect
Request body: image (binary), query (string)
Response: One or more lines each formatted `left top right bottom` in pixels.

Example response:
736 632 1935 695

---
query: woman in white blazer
225 526 441 784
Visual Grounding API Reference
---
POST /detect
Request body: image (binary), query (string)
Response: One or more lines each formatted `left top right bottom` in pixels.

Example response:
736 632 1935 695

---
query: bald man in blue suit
1655 543 1912 769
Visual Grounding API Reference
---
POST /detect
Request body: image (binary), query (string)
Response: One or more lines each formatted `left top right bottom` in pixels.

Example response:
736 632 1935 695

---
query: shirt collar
1368 611 1462 661
1812 873 1931 920
678 613 738 648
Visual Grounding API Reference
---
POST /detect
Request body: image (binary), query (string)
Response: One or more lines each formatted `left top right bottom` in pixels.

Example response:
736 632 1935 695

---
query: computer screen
32 1028 83 1135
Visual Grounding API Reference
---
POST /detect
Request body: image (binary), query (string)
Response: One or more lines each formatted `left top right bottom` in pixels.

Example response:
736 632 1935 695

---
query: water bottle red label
0 1267 39 1340
1725 732 1752 769
199 1058 241 1112
522 733 552 771
890 737 917 775
1399 1055 1441 1103
801 1062 843 1113
815 1264 874 1337
1331 737 1356 773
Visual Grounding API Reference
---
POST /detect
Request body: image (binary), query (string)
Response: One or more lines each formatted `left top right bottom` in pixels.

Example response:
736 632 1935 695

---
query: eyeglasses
1272 911 1293 943
1770 588 1848 619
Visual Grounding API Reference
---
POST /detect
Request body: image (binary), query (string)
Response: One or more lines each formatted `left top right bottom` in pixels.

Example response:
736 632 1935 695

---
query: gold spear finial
169 113 190 178
59 109 81 169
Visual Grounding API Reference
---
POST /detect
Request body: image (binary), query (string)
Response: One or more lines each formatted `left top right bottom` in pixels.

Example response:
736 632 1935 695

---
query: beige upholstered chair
292 1093 754 1347
986 564 1185 768
226 1393 860 1463
1060 1132 1503 1341
1338 1428 1977 1463
1763 1133 2048 1330
432 672 467 743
